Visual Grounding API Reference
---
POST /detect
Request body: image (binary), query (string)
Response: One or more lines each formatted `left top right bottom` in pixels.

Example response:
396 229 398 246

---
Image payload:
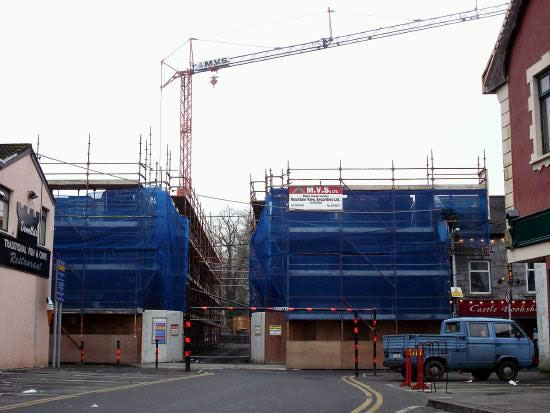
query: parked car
383 317 537 382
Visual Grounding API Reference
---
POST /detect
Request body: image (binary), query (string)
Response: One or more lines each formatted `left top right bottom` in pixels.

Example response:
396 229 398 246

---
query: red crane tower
161 3 508 197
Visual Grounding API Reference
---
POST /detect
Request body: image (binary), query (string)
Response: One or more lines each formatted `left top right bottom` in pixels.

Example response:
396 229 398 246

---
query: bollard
407 349 412 386
400 349 412 387
155 339 159 369
116 340 120 368
183 313 191 372
418 348 429 390
411 347 429 391
353 311 359 378
373 310 377 376
80 341 85 366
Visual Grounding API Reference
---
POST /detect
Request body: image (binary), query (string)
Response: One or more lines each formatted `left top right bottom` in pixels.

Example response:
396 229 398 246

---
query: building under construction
41 138 222 363
249 158 490 368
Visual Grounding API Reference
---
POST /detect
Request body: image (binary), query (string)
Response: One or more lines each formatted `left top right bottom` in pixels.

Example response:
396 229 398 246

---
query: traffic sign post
52 260 65 368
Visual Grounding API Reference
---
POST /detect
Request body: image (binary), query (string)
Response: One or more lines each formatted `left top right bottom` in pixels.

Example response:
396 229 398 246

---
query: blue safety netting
52 187 189 312
249 187 489 320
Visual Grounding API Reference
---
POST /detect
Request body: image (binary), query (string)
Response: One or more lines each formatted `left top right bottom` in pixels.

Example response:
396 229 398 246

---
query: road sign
56 260 65 302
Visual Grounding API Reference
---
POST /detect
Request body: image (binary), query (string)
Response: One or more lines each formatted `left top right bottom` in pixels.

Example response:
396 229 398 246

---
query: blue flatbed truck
383 317 537 382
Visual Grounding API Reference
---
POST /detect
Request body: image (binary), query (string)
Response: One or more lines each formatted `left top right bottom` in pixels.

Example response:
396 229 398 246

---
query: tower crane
161 3 509 196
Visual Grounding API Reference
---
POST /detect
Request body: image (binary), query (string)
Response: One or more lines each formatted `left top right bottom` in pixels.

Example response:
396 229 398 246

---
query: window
445 322 460 333
494 323 525 339
527 53 550 170
39 207 48 246
526 263 536 294
469 323 489 338
539 71 550 154
469 261 491 294
0 187 9 232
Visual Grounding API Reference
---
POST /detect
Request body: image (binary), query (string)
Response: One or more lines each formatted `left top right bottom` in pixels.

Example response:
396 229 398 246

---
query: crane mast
162 3 509 196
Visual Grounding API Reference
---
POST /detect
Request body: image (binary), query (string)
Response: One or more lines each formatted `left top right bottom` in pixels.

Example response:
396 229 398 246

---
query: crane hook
210 74 218 87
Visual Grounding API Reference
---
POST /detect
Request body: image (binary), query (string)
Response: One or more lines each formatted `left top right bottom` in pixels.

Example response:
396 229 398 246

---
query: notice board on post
152 317 167 344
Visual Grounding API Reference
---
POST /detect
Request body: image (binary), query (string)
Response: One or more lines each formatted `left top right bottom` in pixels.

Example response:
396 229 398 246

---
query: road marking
0 372 213 411
354 378 383 413
395 406 423 413
342 376 372 412
342 376 384 413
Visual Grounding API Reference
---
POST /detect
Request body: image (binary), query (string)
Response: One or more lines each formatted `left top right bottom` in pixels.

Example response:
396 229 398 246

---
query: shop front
458 299 538 339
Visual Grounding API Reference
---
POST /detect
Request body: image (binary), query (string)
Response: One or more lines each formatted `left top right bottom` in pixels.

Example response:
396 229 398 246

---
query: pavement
0 365 549 412
422 370 550 413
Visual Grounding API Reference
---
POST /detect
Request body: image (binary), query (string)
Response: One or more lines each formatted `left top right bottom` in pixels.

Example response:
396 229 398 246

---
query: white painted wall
535 263 550 370
141 310 183 364
250 312 265 364
0 153 55 368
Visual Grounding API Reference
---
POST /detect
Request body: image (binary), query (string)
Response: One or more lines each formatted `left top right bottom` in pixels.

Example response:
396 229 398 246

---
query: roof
0 143 55 205
445 317 515 323
482 0 528 94
0 143 33 165
489 195 506 235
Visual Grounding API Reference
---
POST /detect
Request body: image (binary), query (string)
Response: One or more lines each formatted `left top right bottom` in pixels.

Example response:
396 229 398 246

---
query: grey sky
0 0 506 213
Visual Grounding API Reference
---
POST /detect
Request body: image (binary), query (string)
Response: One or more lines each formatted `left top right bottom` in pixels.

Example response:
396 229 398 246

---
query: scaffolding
249 157 490 325
39 135 223 349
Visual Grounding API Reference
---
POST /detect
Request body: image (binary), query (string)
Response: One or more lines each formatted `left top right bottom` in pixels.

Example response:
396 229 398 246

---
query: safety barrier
155 339 159 369
400 348 429 391
186 306 377 377
80 341 85 366
116 340 121 368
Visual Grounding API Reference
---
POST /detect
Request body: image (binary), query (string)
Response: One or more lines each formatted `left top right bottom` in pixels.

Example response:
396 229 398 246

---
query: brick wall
455 242 533 300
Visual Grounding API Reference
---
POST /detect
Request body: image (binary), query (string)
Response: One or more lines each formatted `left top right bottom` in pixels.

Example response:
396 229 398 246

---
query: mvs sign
193 57 231 71
288 186 344 211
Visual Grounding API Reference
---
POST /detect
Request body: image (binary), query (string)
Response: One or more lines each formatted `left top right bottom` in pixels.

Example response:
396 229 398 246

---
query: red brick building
482 0 550 370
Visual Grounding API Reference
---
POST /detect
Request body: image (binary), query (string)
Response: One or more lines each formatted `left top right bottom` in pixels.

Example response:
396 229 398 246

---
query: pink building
482 0 550 370
0 144 55 368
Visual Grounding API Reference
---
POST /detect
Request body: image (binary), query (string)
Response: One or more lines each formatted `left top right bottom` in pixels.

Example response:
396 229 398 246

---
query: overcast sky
0 0 507 213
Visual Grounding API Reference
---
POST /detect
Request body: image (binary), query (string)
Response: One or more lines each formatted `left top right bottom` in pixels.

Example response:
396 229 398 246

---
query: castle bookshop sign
0 231 50 278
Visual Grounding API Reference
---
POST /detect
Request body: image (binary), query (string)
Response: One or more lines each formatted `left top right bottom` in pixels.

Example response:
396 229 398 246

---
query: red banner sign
288 186 344 195
458 300 537 318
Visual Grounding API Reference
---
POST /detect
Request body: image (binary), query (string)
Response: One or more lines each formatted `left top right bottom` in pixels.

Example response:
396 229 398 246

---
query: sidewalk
141 362 286 371
426 370 550 413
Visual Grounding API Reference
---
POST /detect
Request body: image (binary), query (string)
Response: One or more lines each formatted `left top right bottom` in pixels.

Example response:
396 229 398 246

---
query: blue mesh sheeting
53 188 189 312
249 188 489 320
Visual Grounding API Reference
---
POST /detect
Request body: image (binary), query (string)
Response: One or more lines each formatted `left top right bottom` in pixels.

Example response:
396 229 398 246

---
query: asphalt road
0 366 446 412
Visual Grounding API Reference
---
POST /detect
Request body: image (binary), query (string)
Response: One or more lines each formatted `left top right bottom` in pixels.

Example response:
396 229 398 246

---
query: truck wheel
424 360 445 382
496 360 518 382
471 370 492 381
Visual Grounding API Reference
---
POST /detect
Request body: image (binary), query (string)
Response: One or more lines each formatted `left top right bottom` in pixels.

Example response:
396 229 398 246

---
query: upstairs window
539 71 550 154
469 261 491 294
526 263 536 294
0 187 9 231
39 207 48 246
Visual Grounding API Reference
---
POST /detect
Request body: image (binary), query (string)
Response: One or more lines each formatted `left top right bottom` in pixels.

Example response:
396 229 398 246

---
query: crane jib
189 3 508 75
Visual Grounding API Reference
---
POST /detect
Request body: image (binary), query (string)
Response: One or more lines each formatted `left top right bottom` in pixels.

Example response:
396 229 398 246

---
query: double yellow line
342 375 383 413
0 372 213 411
